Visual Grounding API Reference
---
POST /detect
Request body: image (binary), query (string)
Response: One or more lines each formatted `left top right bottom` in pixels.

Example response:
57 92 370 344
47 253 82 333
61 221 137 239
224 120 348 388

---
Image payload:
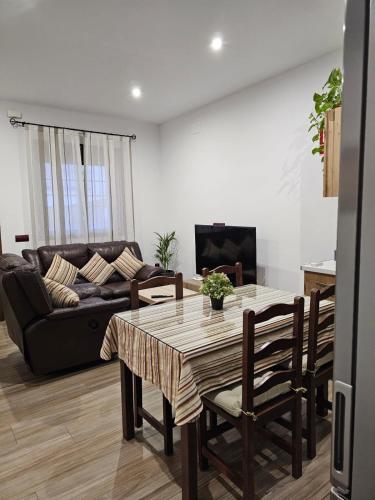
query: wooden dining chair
198 297 305 499
202 261 244 431
304 284 335 459
202 261 243 287
130 272 183 456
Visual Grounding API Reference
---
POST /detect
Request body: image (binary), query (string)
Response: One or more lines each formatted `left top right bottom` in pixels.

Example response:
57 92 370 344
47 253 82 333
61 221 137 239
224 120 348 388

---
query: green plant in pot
308 67 343 161
154 231 176 274
200 272 234 311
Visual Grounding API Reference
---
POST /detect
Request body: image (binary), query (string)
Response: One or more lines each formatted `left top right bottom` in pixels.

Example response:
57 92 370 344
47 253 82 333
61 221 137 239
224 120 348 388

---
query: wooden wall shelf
323 106 341 197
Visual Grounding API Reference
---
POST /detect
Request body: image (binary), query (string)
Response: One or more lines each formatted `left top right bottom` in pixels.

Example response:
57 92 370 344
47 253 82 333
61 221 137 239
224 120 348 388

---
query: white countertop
301 259 336 276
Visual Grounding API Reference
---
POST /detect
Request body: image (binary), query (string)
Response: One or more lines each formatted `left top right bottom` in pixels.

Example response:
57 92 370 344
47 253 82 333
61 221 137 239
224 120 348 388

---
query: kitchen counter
301 260 336 276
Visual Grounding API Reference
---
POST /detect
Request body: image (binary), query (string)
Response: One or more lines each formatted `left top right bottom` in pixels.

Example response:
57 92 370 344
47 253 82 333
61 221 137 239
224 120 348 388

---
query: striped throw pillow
43 278 80 308
111 247 145 280
79 252 114 285
45 254 78 285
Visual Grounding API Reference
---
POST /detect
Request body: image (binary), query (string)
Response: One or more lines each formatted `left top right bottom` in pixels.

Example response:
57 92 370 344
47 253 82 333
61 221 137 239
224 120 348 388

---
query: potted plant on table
154 231 177 276
200 272 234 311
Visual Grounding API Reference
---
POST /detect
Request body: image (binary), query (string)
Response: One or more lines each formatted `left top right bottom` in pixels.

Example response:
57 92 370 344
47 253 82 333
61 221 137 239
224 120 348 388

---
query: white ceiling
0 0 345 124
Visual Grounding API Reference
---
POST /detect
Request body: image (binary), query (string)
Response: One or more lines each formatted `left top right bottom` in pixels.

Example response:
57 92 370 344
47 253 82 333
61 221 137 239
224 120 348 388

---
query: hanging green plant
309 67 343 161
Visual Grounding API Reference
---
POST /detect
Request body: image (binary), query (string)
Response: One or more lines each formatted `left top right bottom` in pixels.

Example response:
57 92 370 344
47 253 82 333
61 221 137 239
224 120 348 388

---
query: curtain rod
9 117 136 141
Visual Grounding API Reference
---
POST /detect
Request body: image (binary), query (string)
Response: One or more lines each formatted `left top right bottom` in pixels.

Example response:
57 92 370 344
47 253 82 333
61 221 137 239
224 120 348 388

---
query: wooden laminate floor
0 322 332 499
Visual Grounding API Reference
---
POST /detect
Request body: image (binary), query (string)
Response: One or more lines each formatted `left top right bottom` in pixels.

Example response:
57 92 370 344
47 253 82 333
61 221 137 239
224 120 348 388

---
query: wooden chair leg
120 360 135 440
198 408 209 471
292 395 303 479
133 374 143 428
242 415 255 500
316 382 329 417
209 410 217 431
162 396 174 456
306 382 317 459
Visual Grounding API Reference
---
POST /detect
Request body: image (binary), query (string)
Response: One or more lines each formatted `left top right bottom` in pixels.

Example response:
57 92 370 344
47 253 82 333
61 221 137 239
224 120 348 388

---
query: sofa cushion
112 247 145 280
98 285 115 299
44 278 80 308
38 244 89 272
79 252 115 285
45 254 78 285
22 249 43 272
101 281 131 298
134 264 164 281
0 254 35 272
68 283 102 300
88 241 143 262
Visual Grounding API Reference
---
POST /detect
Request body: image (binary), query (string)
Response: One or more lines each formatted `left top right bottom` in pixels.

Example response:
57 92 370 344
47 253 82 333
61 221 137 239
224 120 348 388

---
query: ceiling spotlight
210 36 223 52
131 86 142 99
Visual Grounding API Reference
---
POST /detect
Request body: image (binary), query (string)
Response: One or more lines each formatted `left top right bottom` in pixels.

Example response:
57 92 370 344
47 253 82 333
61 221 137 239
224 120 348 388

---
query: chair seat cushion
204 371 291 418
283 352 334 374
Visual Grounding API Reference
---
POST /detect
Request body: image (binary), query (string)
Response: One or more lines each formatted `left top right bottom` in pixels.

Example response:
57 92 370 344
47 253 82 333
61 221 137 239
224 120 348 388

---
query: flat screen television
195 225 257 285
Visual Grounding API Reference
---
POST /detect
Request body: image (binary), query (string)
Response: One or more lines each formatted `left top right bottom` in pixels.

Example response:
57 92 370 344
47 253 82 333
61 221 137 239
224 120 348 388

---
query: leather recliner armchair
0 241 163 374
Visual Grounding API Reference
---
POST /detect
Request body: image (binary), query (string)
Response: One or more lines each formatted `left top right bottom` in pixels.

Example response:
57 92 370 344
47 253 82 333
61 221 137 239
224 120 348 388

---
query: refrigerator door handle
331 380 353 493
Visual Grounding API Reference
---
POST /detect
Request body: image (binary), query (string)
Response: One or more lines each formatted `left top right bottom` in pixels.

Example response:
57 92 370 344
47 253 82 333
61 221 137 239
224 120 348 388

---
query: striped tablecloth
101 285 334 426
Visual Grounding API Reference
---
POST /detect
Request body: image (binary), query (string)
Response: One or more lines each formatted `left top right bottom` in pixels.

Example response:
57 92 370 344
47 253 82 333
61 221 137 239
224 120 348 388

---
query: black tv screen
195 225 257 285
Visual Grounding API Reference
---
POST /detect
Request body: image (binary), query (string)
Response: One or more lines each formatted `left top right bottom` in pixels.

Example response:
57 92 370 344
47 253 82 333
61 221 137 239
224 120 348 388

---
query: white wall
160 51 341 293
0 101 161 263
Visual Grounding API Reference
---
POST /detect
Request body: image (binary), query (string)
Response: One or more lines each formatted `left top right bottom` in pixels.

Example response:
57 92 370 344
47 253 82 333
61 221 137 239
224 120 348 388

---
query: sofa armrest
134 264 164 281
45 296 130 320
0 253 35 272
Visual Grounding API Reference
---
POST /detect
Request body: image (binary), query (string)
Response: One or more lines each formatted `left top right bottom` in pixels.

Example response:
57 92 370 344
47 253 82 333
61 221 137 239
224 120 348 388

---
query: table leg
181 421 198 500
120 359 135 440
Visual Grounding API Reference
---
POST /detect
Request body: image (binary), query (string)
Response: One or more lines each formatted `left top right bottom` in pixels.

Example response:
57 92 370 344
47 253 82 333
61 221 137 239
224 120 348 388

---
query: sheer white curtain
108 135 135 241
25 125 135 246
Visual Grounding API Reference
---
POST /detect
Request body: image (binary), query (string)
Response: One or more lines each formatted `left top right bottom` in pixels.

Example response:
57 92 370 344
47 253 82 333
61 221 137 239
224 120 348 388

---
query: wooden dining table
100 284 334 500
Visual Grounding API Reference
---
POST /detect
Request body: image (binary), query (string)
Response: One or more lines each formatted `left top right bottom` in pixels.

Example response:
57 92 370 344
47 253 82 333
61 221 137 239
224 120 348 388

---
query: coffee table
138 284 198 305
182 277 203 293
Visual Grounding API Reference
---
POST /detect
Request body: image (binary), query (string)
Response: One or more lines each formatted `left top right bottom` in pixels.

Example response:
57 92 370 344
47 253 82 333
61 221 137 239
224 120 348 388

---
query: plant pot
210 296 224 310
163 269 175 277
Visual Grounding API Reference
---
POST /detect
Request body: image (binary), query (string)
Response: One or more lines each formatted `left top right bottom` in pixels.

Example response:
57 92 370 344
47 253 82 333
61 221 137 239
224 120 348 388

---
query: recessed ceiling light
131 86 142 99
210 36 223 52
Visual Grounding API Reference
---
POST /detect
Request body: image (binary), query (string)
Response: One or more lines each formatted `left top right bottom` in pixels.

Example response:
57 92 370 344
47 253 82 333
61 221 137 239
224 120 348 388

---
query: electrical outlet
7 110 22 119
15 234 29 242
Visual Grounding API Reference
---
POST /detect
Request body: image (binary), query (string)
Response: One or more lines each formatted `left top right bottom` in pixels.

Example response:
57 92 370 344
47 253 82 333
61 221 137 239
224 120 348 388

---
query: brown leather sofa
0 241 163 375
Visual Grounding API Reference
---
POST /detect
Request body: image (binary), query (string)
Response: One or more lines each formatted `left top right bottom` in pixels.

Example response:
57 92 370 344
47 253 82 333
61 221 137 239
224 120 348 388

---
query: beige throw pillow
111 247 145 280
79 252 115 285
45 254 78 285
43 278 80 308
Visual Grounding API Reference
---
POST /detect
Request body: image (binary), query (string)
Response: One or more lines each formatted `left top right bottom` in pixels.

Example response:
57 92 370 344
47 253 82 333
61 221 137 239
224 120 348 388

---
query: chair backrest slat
254 338 295 363
130 272 183 310
307 285 335 372
253 370 294 398
242 296 304 413
202 262 243 287
316 340 334 361
317 312 335 333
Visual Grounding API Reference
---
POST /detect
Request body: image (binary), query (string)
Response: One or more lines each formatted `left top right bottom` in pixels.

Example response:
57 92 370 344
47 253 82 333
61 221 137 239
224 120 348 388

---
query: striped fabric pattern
111 247 145 280
79 252 114 285
43 278 80 308
45 254 78 285
101 285 335 426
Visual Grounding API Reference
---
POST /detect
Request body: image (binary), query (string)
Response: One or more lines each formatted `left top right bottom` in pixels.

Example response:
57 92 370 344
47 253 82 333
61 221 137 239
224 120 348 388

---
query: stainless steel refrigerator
331 0 375 498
